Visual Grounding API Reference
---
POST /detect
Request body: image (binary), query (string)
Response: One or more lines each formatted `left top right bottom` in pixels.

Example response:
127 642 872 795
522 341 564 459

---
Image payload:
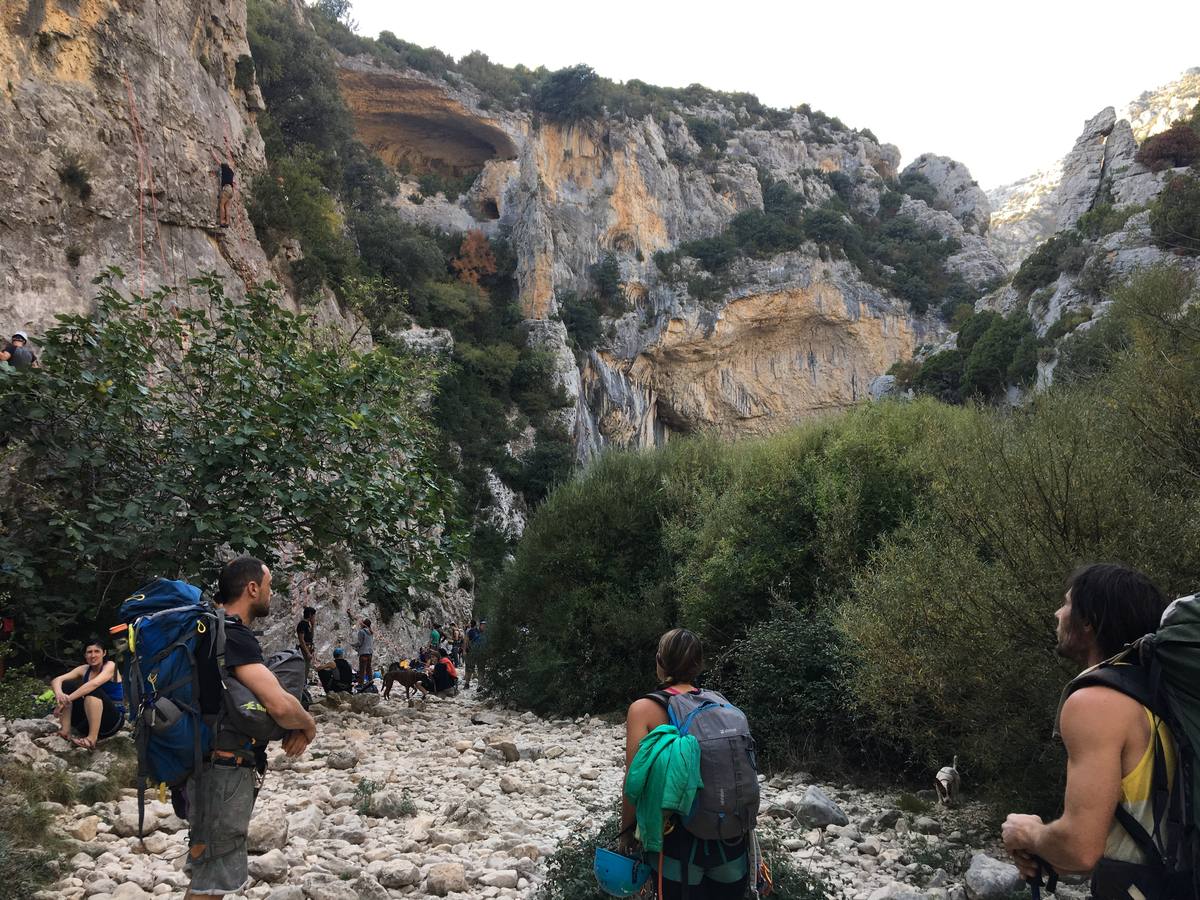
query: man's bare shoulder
1061 684 1144 739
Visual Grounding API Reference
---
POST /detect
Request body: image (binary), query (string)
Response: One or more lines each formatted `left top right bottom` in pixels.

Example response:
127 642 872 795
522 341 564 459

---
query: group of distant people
293 608 485 700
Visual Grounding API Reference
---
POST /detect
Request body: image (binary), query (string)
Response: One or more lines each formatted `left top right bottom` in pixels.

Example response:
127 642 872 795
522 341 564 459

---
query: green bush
534 811 622 900
531 64 605 121
713 605 870 771
1012 232 1082 297
1149 173 1200 254
0 274 452 637
483 439 736 712
686 117 726 155
841 266 1200 801
0 664 49 719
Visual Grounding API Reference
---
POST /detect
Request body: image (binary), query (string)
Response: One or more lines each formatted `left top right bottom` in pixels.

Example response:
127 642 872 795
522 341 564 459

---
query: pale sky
346 0 1199 190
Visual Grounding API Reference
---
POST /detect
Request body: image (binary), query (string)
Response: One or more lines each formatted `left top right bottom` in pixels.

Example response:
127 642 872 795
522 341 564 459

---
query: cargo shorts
184 762 257 896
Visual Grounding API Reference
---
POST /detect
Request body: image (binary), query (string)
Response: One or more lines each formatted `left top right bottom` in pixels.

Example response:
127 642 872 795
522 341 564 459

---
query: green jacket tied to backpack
624 724 701 853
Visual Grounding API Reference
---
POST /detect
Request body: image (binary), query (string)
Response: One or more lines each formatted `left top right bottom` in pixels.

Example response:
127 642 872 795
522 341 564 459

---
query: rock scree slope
7 686 1054 900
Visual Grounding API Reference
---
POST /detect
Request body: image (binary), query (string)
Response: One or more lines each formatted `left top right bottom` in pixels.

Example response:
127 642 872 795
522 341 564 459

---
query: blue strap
677 701 723 736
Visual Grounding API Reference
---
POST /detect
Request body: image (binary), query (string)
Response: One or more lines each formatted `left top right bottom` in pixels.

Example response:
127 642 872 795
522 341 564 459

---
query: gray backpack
219 648 307 743
649 688 760 840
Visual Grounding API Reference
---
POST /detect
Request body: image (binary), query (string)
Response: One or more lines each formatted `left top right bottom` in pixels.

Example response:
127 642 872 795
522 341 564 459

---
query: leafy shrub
416 169 480 201
1012 232 1082 297
1149 173 1200 254
898 171 938 205
483 439 731 713
1077 254 1114 296
234 54 256 93
1075 202 1138 239
713 605 873 771
1136 124 1200 172
912 350 965 403
961 314 1037 398
534 811 621 900
1043 306 1093 343
0 664 49 719
841 266 1200 801
0 274 452 639
0 832 56 896
686 117 726 155
560 292 604 352
530 64 604 121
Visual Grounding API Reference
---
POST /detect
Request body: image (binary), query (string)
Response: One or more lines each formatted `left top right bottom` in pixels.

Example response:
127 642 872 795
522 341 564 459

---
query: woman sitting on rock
50 639 125 750
619 628 754 899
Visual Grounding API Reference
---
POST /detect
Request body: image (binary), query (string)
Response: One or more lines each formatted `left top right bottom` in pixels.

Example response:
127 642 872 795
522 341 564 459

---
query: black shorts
66 680 125 738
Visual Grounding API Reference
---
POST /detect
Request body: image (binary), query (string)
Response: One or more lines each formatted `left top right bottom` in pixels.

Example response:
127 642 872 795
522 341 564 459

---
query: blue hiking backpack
118 578 235 839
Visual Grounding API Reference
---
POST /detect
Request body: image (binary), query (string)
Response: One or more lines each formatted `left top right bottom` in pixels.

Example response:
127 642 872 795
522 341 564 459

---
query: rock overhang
335 61 518 176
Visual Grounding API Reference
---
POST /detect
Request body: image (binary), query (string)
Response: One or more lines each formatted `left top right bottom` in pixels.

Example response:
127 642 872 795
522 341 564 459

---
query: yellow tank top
1104 707 1176 863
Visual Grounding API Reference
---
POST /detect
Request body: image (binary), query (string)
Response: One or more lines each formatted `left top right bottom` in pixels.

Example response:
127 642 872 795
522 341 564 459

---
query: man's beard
1055 623 1089 665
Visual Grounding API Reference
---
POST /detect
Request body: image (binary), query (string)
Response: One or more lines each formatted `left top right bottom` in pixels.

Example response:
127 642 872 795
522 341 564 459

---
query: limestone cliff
333 54 988 455
0 0 277 331
0 1 468 653
987 68 1200 270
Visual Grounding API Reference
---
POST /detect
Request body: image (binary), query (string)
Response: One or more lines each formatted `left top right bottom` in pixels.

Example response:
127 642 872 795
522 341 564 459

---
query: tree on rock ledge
0 271 455 651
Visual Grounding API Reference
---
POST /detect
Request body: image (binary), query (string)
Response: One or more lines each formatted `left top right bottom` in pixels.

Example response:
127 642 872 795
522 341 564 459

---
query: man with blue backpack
179 557 316 898
118 556 315 899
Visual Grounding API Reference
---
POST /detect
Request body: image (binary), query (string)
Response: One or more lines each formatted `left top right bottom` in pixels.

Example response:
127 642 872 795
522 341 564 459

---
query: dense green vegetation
655 173 981 316
245 0 573 576
1149 172 1200 254
0 273 452 648
890 309 1039 403
483 265 1200 805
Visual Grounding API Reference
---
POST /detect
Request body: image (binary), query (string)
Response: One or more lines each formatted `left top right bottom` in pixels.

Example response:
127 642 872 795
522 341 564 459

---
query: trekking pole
1027 856 1058 900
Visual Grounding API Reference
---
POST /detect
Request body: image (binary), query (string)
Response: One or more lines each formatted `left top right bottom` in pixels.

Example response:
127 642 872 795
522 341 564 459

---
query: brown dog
382 664 433 706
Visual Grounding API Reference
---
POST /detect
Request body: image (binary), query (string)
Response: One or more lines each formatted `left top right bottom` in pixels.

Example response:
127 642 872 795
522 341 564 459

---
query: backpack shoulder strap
642 690 671 711
1068 663 1157 711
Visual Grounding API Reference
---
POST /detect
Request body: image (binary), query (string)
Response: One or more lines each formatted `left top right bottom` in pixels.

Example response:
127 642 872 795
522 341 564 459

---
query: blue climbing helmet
594 848 652 897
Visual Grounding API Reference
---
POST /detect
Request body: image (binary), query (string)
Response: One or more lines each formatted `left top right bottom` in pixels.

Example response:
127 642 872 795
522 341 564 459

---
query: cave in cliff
336 65 517 177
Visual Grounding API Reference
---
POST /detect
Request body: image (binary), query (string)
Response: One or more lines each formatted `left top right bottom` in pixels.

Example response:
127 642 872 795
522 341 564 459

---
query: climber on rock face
210 147 235 228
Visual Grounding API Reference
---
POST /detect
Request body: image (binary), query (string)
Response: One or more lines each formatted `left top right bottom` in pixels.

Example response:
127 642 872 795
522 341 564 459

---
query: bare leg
67 695 102 748
57 700 72 739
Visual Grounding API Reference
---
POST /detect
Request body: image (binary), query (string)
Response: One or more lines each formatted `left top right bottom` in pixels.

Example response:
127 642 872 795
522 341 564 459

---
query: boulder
376 861 421 888
348 694 380 713
426 862 468 896
110 885 152 900
495 740 520 762
349 874 389 900
868 883 925 900
965 853 1023 900
326 750 356 770
66 816 101 842
914 815 942 835
368 790 413 819
794 785 849 828
247 813 288 852
479 869 520 888
287 805 325 840
247 848 289 883
266 888 305 900
7 719 58 736
298 873 356 900
500 774 522 794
